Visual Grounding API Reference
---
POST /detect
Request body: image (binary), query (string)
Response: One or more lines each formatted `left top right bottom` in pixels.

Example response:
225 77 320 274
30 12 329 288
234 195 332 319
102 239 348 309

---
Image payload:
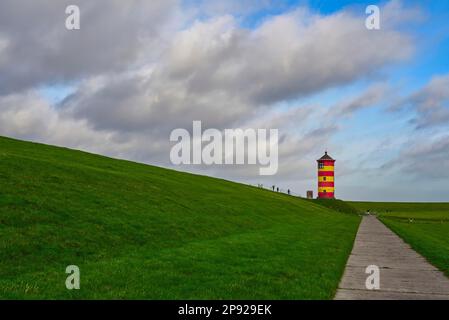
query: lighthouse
317 151 335 199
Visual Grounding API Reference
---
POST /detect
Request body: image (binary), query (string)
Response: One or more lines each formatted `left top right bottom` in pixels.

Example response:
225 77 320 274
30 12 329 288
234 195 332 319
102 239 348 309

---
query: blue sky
2 0 449 201
181 0 449 201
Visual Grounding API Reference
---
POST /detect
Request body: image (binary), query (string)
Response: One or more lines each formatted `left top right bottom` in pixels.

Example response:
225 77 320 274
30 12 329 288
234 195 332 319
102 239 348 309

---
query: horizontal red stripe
318 171 334 177
318 160 335 166
318 192 334 198
318 182 334 187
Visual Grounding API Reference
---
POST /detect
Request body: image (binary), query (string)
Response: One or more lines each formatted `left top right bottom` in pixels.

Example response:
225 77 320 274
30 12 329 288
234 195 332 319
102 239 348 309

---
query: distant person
272 185 275 191
288 189 291 195
276 187 279 192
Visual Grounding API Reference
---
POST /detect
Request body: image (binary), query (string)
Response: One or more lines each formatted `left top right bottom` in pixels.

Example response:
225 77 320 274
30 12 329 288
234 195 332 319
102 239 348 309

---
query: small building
306 190 314 199
317 151 335 199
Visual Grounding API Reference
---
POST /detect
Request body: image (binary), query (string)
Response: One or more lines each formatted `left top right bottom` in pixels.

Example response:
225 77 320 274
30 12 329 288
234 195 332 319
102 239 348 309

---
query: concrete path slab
335 215 449 300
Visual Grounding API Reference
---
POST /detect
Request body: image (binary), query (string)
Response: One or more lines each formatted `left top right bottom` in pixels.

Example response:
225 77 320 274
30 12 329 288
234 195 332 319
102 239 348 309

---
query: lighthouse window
318 163 324 169
323 190 326 193
323 177 326 181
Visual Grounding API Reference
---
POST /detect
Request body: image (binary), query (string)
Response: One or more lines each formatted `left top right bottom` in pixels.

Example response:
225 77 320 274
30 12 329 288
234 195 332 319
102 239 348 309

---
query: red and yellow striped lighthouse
317 151 335 199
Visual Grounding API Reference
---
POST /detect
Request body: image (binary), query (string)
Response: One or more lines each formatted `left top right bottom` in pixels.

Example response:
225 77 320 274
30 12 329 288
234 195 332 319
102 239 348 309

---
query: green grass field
350 202 449 277
0 136 361 299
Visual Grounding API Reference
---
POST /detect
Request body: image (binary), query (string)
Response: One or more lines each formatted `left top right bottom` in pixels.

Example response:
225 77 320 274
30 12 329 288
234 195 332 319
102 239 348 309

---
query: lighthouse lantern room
317 151 335 199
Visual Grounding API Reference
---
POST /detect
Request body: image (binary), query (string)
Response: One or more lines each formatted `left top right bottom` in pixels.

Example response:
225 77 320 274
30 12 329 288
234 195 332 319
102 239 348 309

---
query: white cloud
1 0 437 201
60 6 414 138
391 74 449 129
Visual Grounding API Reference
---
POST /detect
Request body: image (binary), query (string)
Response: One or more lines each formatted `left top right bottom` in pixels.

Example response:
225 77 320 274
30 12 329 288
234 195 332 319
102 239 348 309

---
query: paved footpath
335 215 449 300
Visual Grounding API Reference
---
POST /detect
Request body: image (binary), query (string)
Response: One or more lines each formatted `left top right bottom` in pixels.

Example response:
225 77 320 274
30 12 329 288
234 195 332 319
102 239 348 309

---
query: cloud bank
1 0 446 200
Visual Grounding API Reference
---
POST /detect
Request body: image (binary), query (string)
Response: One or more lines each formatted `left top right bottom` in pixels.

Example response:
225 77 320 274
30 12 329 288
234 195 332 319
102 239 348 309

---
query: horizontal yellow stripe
318 166 334 171
318 176 334 182
318 187 334 193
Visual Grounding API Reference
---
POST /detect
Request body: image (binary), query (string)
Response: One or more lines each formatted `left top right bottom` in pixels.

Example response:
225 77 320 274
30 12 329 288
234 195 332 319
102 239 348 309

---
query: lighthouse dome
317 151 334 161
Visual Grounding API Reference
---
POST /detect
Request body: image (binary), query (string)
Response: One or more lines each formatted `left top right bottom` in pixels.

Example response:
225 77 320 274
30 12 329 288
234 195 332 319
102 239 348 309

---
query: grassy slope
350 202 449 277
0 136 360 299
309 199 359 215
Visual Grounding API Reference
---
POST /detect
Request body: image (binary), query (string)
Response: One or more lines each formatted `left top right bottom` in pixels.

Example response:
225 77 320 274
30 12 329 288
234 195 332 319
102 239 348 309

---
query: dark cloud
0 0 176 95
59 7 414 137
410 75 449 129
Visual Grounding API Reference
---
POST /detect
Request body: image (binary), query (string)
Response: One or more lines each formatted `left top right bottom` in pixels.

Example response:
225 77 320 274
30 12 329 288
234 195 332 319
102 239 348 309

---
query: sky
0 0 448 201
